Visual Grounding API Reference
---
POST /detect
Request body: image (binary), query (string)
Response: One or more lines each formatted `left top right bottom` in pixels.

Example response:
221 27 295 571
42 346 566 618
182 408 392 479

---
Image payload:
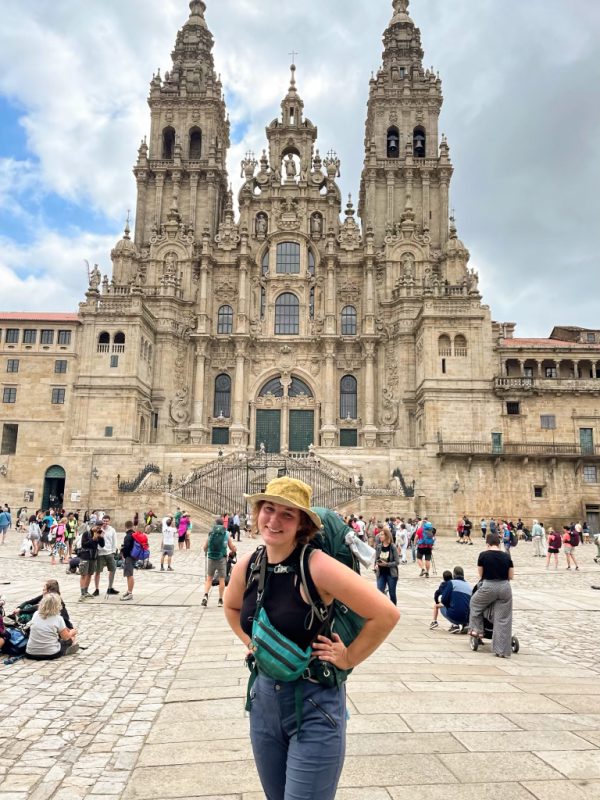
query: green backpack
207 525 228 560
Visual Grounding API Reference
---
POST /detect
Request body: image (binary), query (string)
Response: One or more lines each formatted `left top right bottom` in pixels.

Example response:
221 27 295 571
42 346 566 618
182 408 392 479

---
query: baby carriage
469 582 520 654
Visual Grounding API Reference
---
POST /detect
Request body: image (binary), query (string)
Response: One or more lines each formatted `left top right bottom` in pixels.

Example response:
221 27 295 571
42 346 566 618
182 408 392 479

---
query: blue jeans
376 572 398 605
250 674 346 800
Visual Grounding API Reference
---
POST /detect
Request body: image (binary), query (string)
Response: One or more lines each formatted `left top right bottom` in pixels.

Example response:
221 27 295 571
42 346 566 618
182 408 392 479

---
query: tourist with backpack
545 527 562 569
563 525 580 571
223 477 399 800
415 521 435 577
120 522 139 601
201 517 236 607
78 526 105 602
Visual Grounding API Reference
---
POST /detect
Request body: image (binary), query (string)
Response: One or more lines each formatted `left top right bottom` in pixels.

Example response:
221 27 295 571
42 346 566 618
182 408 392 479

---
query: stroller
211 552 237 587
469 582 520 654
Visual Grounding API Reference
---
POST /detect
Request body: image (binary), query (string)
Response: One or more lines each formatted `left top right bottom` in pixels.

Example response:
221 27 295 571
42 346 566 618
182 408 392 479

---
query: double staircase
172 451 361 516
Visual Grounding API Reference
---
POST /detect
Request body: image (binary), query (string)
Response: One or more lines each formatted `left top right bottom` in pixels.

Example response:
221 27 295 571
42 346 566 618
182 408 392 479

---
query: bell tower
358 0 453 249
132 0 229 246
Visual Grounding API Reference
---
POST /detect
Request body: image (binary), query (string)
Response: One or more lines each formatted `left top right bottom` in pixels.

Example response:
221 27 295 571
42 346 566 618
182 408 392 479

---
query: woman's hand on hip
312 633 352 670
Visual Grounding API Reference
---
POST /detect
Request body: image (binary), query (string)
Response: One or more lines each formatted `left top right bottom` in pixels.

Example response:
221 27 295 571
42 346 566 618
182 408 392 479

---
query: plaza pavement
1 530 600 800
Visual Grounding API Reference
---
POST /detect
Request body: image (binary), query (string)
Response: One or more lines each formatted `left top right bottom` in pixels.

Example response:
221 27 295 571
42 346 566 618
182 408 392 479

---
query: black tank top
241 547 324 650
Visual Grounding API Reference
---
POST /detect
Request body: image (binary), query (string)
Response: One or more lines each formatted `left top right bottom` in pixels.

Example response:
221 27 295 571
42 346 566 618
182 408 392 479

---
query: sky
0 0 598 336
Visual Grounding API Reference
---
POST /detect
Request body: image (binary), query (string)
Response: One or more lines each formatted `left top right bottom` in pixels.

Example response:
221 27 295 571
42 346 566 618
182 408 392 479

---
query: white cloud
0 0 598 335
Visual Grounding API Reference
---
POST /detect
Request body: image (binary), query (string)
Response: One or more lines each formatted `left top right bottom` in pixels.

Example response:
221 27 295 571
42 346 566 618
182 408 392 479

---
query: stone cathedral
1 0 599 530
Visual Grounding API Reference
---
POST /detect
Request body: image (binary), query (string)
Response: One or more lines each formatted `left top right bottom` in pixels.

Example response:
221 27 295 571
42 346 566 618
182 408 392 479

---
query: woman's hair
45 579 60 595
38 592 62 619
29 514 37 524
251 501 318 545
486 533 501 547
380 525 393 544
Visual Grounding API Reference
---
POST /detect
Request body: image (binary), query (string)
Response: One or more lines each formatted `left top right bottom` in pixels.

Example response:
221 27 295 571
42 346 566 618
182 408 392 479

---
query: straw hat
244 477 322 531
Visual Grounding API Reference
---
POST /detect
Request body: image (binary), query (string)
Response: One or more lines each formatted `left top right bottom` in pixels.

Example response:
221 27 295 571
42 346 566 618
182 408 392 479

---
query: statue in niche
401 253 415 280
164 251 177 278
256 213 268 236
284 154 297 180
310 213 323 236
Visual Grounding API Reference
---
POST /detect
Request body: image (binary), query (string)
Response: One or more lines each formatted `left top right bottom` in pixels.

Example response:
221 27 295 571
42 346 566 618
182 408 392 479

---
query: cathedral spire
187 0 207 28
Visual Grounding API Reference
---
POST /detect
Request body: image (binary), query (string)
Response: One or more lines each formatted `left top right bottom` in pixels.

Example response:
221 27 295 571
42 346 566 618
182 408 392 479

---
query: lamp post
358 474 364 493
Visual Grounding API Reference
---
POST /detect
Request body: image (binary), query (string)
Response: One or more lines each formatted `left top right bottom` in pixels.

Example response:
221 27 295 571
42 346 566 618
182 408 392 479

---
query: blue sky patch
0 96 30 160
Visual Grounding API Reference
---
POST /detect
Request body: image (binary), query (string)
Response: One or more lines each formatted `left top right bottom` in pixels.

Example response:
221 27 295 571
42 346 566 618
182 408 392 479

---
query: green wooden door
255 410 281 453
580 428 594 455
289 410 314 453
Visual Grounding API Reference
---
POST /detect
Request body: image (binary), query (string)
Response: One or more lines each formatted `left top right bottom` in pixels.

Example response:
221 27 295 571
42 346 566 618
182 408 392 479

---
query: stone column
361 341 378 447
324 255 336 335
134 171 148 243
320 345 337 446
189 339 209 444
386 174 395 230
189 173 199 230
439 171 450 247
230 341 249 448
421 170 431 231
154 174 165 228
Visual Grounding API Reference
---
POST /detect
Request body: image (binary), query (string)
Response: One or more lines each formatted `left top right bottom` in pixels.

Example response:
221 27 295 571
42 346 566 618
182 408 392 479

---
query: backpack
3 627 28 656
421 526 435 547
550 532 562 549
131 540 150 561
207 526 228 560
570 530 580 547
510 530 518 547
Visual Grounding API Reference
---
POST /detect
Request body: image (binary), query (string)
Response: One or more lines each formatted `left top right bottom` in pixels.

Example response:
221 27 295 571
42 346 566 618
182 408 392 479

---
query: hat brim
244 493 322 531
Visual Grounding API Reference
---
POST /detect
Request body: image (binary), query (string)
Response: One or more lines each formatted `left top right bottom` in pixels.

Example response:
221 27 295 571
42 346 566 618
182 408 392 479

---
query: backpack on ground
2 627 28 656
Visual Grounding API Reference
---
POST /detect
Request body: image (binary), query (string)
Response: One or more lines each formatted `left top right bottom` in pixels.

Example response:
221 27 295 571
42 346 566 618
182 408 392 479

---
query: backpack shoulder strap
299 544 331 625
245 546 266 589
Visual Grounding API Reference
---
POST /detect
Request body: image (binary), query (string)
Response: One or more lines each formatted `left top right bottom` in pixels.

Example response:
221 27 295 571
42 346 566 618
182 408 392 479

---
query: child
161 517 176 571
429 570 453 629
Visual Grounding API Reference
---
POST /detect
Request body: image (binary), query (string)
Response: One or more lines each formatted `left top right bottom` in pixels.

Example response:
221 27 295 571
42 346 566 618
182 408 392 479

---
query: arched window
413 126 426 158
454 334 468 357
289 377 313 397
308 250 315 277
341 306 357 336
387 126 400 158
340 376 358 419
213 374 231 417
262 251 269 276
189 127 202 159
438 335 452 356
276 242 301 274
275 293 299 335
259 377 284 397
162 126 176 159
217 305 233 335
114 331 125 345
97 331 110 353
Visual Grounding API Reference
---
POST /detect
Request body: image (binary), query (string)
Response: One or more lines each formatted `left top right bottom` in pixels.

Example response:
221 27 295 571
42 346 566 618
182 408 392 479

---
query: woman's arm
508 567 514 580
59 627 76 641
223 553 253 647
309 551 400 670
477 566 484 578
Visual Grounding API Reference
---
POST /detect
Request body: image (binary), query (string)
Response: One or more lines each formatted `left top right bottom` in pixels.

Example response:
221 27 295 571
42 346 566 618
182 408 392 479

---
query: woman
177 513 190 550
10 579 74 629
545 527 562 569
562 526 580 571
468 532 514 658
375 525 400 605
224 477 400 800
25 592 78 660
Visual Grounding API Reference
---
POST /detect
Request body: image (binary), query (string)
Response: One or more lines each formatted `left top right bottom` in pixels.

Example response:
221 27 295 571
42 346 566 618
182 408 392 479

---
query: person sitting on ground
431 566 472 633
202 517 237 607
430 570 453 629
25 592 78 660
8 579 74 630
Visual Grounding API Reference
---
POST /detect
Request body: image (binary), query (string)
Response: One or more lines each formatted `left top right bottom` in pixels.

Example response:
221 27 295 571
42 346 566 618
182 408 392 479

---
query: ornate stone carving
170 386 190 425
215 281 238 301
275 197 301 231
381 386 399 426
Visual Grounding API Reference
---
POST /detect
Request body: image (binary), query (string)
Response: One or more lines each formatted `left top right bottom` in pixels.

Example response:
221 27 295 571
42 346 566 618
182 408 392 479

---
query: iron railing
118 463 160 492
438 441 600 458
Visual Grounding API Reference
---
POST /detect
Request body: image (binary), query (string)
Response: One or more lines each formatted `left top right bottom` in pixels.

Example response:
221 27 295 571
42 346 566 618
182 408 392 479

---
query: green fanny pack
250 606 312 682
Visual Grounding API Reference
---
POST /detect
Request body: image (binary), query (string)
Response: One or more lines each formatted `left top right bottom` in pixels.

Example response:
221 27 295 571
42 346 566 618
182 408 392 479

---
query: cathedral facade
1 0 599 530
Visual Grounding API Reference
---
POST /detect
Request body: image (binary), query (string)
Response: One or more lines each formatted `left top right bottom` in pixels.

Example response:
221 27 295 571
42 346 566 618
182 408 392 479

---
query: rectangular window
1 423 18 455
2 387 17 404
211 427 230 445
545 367 557 378
51 388 65 404
41 329 54 345
534 486 544 498
540 414 556 429
586 333 596 343
524 367 534 378
276 242 301 274
23 329 37 344
6 359 19 373
54 360 67 374
441 358 446 374
580 428 594 455
506 401 520 416
104 426 113 438
110 355 119 368
5 329 19 344
340 429 358 447
583 465 598 484
57 330 71 345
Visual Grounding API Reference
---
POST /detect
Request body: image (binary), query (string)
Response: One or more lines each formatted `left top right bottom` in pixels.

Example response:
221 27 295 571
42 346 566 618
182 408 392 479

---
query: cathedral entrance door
288 410 314 453
256 410 281 454
42 464 66 510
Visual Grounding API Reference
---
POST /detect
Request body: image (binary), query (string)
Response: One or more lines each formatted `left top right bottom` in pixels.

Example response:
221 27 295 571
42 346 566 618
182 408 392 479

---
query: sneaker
167 566 174 571
201 595 208 607
65 643 80 655
424 573 430 578
218 598 223 607
106 587 119 595
420 569 425 576
120 592 133 601
160 565 165 571
429 621 439 629
78 594 91 603
448 624 460 634
92 589 99 597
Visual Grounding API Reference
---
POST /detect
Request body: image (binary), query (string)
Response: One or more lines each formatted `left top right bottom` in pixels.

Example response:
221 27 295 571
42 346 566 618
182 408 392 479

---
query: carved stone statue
256 213 268 236
310 214 323 236
284 154 297 180
164 251 177 278
88 263 101 291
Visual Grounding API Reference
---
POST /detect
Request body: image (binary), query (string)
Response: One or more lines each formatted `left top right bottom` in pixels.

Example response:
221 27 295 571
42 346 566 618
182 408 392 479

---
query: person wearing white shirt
93 515 119 596
161 518 177 571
